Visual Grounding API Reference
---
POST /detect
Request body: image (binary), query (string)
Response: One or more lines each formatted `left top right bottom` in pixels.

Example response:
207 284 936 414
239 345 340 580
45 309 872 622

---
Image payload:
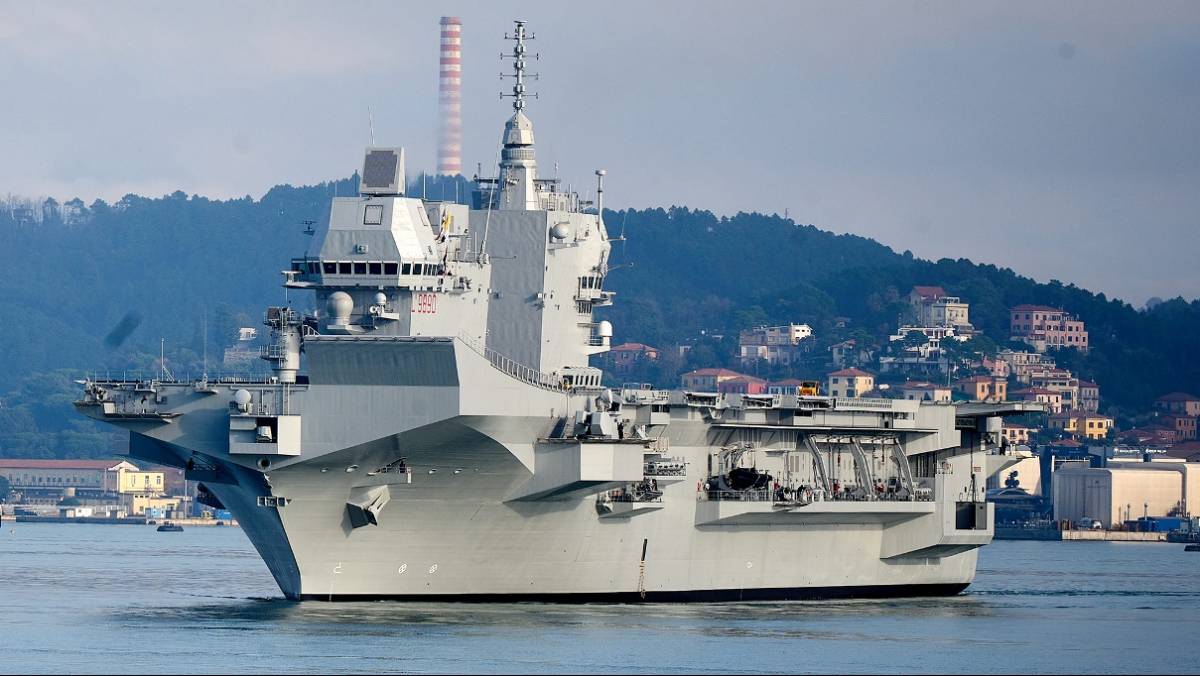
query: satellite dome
234 389 252 407
597 320 613 338
551 223 571 240
374 292 388 306
327 291 353 324
503 111 536 146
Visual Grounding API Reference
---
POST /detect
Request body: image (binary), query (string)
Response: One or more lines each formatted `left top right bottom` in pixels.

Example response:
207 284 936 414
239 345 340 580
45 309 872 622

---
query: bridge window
402 263 412 275
338 262 351 274
384 262 398 275
354 262 367 275
323 262 336 274
369 262 382 275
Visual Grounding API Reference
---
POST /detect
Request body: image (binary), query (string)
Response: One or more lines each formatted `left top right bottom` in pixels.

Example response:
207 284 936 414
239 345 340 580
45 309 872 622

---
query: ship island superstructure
76 21 1038 601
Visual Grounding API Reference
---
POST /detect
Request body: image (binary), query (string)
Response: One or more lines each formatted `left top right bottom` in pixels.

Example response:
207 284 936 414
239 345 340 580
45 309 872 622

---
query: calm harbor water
0 523 1196 674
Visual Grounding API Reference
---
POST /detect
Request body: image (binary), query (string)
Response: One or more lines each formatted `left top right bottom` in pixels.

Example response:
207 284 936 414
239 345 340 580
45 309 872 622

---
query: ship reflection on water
2 524 1197 674
131 593 996 630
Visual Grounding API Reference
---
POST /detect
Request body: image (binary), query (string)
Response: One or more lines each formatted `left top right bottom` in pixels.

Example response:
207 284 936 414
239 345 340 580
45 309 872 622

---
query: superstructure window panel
339 262 352 275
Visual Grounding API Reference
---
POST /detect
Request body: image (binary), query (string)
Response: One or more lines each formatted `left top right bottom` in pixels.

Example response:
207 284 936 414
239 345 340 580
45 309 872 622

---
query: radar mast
496 21 540 210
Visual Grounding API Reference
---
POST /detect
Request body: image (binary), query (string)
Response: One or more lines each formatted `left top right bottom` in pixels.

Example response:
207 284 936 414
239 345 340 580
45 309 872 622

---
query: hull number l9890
414 293 437 314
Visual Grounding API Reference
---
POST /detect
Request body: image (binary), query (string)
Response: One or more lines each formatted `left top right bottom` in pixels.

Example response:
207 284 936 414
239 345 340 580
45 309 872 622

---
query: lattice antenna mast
499 21 538 112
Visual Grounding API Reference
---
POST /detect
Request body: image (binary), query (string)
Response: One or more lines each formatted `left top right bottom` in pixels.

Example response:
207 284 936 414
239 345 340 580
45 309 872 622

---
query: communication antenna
158 338 174 382
499 20 538 112
202 309 208 382
595 170 606 224
368 106 376 146
478 136 503 264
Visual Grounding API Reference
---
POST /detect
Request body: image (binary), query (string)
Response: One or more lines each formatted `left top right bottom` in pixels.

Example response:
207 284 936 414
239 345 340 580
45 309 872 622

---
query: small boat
156 521 184 532
1185 544 1200 552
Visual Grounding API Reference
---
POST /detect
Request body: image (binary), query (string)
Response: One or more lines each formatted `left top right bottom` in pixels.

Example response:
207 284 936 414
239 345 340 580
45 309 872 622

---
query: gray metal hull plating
90 341 1006 602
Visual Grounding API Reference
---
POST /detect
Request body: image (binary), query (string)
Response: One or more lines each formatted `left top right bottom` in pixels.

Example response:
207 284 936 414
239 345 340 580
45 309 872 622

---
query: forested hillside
597 207 1200 412
1 181 1197 457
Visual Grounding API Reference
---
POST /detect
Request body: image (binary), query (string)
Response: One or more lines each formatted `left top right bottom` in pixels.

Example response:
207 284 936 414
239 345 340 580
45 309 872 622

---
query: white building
1053 461 1200 528
909 286 971 328
738 323 813 366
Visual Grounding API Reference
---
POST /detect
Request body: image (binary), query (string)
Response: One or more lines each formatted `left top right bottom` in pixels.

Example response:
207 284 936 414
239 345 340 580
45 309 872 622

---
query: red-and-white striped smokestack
437 16 462 175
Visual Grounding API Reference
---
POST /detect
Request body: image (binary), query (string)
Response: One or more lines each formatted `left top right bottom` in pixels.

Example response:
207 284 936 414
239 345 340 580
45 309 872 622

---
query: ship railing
620 387 672 404
833 397 895 410
82 370 282 387
705 489 774 502
643 461 687 477
457 333 569 393
705 486 935 504
259 344 286 360
597 491 663 505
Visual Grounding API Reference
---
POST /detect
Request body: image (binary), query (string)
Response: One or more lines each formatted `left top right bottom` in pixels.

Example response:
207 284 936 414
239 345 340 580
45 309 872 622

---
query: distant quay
12 515 238 527
996 526 1167 542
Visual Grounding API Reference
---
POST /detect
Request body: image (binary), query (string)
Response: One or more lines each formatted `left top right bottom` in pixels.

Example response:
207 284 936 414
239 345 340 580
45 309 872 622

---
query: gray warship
76 21 1037 601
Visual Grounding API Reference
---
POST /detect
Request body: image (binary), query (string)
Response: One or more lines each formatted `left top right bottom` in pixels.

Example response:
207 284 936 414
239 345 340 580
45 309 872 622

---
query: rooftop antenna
368 106 376 146
500 20 538 113
595 169 606 224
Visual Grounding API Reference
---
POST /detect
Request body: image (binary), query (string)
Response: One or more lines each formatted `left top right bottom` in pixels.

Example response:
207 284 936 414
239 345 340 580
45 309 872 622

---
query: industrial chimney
437 17 463 175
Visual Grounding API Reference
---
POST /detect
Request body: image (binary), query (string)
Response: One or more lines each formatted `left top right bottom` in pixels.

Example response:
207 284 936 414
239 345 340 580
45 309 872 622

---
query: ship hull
298 584 971 603
208 419 986 602
84 341 1017 603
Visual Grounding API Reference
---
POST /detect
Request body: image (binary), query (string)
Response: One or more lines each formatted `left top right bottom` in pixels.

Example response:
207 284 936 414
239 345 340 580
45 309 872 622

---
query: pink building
1009 304 1088 352
718 375 768 395
608 342 659 374
681 368 746 391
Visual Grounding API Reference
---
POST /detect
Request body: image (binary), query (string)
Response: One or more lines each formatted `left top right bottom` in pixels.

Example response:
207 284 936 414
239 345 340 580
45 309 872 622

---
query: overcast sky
2 1 1197 304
